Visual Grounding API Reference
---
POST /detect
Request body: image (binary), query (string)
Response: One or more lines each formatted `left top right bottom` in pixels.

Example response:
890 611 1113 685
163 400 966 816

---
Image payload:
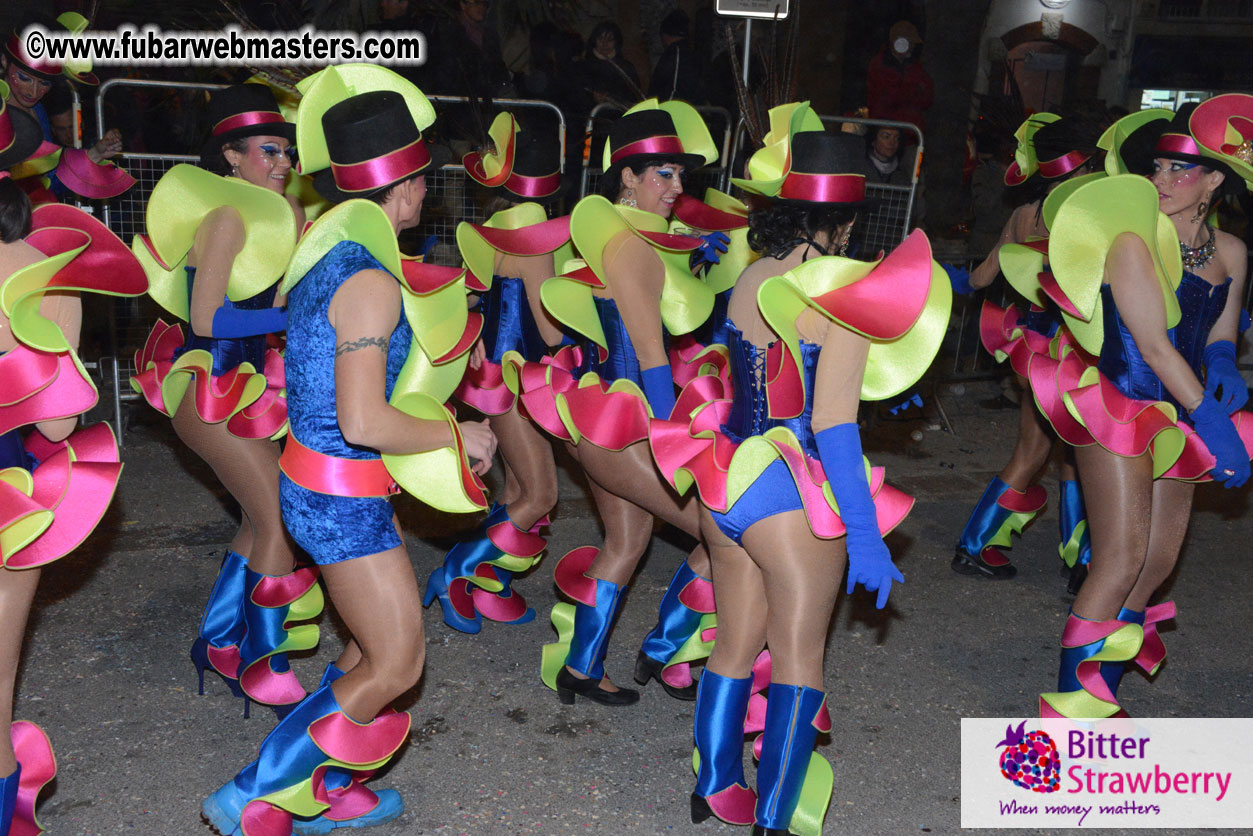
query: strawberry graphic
996 721 1061 793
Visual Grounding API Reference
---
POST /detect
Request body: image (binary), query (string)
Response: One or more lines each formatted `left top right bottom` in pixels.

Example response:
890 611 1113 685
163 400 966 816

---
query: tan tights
1072 444 1194 620
700 508 844 690
0 566 40 774
171 387 295 576
320 516 424 723
491 405 558 531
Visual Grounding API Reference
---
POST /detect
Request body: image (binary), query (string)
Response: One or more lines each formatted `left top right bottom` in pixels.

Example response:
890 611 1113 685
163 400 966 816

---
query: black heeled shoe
1067 563 1088 595
190 638 252 719
690 793 714 824
555 667 639 706
752 827 787 836
633 651 698 701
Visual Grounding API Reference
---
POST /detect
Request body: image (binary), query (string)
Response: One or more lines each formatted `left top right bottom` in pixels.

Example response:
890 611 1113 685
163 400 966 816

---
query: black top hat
1121 104 1241 196
0 96 43 170
1030 116 1096 179
199 84 296 170
500 129 563 201
607 109 705 172
777 131 875 209
5 32 61 82
313 90 447 204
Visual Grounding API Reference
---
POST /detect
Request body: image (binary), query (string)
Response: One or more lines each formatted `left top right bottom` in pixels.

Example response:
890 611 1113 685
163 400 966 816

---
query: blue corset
1097 271 1230 416
175 266 278 375
573 296 668 389
1018 305 1061 338
696 287 733 348
720 321 822 459
284 241 413 460
476 276 549 364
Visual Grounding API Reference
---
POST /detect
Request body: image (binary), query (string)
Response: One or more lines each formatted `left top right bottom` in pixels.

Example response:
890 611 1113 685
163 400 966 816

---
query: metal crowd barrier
727 114 924 256
578 103 734 202
93 79 564 440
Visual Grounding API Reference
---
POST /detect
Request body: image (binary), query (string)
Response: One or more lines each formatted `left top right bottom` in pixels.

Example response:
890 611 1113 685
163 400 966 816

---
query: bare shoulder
339 268 401 300
201 204 245 236
1213 227 1247 278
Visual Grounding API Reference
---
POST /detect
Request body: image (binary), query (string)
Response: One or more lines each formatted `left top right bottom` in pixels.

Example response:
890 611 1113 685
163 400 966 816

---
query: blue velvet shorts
280 473 402 565
708 459 805 546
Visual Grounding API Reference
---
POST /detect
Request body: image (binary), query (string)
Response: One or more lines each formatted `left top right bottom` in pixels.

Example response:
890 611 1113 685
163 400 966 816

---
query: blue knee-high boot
1 765 18 836
1058 480 1091 593
635 561 715 700
202 682 410 836
555 578 639 706
691 671 756 826
237 566 323 715
190 550 250 710
289 665 404 835
754 685 830 835
424 503 544 634
953 477 1045 580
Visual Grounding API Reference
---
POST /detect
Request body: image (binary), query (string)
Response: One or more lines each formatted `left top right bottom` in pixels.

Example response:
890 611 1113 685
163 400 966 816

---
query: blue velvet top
175 266 278 375
476 275 549 364
284 241 413 460
573 296 665 390
1097 270 1230 419
720 320 823 459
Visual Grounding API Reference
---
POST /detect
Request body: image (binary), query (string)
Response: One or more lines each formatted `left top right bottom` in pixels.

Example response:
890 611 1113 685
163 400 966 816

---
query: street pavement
16 380 1251 835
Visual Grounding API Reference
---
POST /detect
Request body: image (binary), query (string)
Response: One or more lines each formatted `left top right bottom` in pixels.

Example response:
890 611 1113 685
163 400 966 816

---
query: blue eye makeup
259 144 298 163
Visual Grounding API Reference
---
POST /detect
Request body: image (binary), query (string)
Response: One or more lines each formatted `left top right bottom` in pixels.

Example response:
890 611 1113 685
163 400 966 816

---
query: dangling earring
1191 195 1211 224
619 188 637 208
231 164 240 178
839 222 853 256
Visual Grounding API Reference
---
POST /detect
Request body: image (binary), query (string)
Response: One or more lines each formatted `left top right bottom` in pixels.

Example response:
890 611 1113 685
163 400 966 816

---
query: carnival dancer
426 112 572 633
648 125 949 835
203 65 495 835
949 113 1100 587
1031 99 1253 720
130 83 318 719
532 99 721 705
3 14 133 202
1 116 148 832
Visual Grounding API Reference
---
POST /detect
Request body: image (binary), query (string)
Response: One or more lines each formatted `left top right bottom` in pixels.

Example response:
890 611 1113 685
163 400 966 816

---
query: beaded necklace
1180 225 1216 270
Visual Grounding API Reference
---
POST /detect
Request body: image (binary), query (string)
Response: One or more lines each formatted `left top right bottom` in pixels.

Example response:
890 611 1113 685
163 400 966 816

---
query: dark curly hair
747 202 858 260
0 179 33 244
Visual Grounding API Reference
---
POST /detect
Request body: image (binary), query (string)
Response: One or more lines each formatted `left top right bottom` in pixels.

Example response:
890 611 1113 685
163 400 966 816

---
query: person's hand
942 262 974 295
844 527 905 610
459 419 497 476
468 337 486 370
693 231 729 267
1190 393 1250 488
1203 340 1248 414
87 128 122 163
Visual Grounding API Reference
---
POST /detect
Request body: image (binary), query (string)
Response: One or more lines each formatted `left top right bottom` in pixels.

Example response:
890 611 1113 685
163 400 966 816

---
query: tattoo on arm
335 335 389 357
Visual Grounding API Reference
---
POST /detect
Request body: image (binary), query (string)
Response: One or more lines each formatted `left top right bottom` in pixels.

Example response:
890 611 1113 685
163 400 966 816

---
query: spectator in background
648 10 704 104
583 22 641 108
861 125 909 186
966 125 1013 259
866 21 933 136
434 0 513 154
43 84 75 147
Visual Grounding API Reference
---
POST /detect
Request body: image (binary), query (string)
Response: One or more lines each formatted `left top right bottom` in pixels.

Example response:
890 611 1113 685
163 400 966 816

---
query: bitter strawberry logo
996 721 1061 793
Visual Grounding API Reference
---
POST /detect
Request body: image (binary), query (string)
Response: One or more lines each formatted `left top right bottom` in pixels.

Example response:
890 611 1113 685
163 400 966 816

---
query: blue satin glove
1203 340 1248 414
692 231 730 268
815 423 904 609
1190 393 1250 488
640 364 677 419
887 392 923 416
210 304 286 339
942 262 974 295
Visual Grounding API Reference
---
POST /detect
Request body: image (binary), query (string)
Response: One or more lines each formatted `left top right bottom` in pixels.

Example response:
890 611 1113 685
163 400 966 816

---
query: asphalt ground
14 380 1251 836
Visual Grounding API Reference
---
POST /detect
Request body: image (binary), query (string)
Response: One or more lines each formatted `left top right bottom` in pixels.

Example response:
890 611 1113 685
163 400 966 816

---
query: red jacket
866 47 934 135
